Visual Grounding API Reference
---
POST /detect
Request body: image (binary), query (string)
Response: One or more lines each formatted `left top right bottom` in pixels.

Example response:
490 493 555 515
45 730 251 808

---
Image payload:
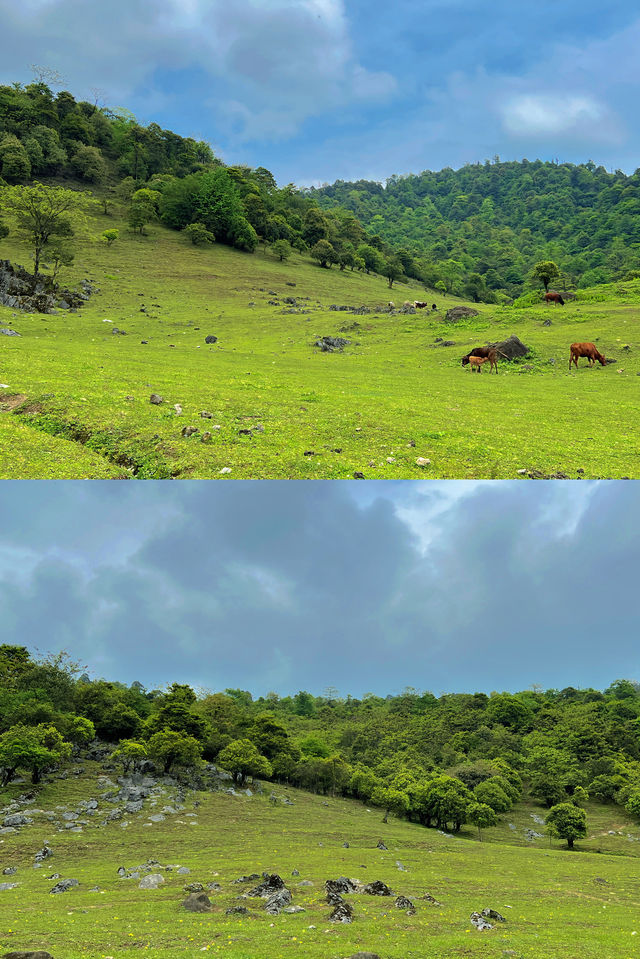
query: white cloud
0 0 396 143
502 94 604 138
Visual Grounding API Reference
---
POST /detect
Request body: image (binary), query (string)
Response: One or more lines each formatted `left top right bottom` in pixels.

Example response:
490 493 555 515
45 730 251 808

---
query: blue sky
1 480 637 698
2 0 640 184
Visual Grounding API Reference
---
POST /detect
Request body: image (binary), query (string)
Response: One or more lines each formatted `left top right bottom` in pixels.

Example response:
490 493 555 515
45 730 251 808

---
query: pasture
0 210 639 479
2 766 640 959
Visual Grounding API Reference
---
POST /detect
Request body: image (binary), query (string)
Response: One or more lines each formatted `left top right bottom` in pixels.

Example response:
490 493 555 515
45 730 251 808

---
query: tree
216 739 272 786
272 239 292 262
532 260 561 292
0 723 71 785
0 135 31 181
624 789 640 819
467 801 498 840
357 243 383 274
70 144 107 183
147 729 202 774
310 239 337 268
128 188 159 236
371 784 410 822
183 222 215 245
43 239 74 283
473 779 512 813
101 229 119 245
0 182 90 275
384 256 404 288
571 785 589 807
112 739 148 774
545 802 587 849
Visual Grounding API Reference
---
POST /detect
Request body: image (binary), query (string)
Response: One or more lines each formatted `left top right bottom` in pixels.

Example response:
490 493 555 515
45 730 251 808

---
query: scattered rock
264 889 292 915
444 306 479 323
395 895 415 914
0 329 21 337
2 867 17 876
182 892 212 913
2 952 55 959
415 457 431 467
139 874 165 890
0 883 19 891
376 840 387 850
50 879 78 894
422 893 441 905
470 911 493 930
315 336 350 352
363 880 392 896
247 874 286 898
225 906 248 915
283 905 305 914
181 426 198 438
482 907 506 922
149 394 163 405
184 882 204 893
329 900 354 923
353 471 365 479
205 335 218 344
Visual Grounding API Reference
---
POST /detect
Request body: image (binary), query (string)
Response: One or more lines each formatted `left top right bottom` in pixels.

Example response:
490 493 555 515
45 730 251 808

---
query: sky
1 0 640 184
1 480 638 698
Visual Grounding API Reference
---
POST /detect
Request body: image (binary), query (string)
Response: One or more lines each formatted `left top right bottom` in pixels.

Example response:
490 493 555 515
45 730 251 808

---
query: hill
1 760 640 959
311 159 640 300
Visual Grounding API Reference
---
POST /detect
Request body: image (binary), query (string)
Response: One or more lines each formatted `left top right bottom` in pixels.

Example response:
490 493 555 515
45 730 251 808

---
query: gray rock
177 867 190 875
470 911 492 930
482 907 506 922
50 879 78 894
363 880 392 896
148 814 165 823
283 905 305 914
2 867 17 875
329 900 354 922
182 892 212 912
444 306 479 323
205 335 218 344
0 329 21 336
125 801 143 813
2 952 55 959
3 814 32 827
264 889 292 915
0 883 19 891
139 874 164 889
315 336 350 353
149 394 163 405
225 906 248 915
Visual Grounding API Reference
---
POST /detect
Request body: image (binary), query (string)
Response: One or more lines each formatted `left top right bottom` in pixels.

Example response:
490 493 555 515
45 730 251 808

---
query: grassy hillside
1 204 639 480
2 765 640 959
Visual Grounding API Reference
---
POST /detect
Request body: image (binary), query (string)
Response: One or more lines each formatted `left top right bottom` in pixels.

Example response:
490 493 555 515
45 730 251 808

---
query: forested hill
310 159 640 301
0 80 415 283
2 644 640 837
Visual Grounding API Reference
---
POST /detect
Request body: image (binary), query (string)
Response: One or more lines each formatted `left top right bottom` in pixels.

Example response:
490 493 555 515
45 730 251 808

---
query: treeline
1 645 639 842
310 158 640 300
0 81 413 280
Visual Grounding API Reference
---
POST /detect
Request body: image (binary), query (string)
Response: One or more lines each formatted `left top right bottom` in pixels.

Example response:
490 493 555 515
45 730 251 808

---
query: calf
468 355 489 373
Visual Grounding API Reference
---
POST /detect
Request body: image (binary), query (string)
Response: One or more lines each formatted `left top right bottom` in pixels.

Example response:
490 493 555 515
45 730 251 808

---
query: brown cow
545 291 565 305
414 300 429 309
462 346 499 373
569 342 606 370
468 355 490 373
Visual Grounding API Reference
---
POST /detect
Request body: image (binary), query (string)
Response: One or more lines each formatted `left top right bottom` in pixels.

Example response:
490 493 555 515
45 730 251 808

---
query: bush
183 222 215 245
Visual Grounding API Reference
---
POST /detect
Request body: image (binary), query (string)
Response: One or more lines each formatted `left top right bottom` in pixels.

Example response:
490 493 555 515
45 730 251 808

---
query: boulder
444 306 479 323
482 907 506 922
329 900 354 923
264 889 292 915
314 336 350 352
395 895 415 914
149 394 163 405
247 873 285 897
50 879 78 894
0 329 21 337
139 874 164 890
2 867 17 876
2 814 31 827
225 905 248 915
470 911 492 930
0 883 18 891
363 880 392 896
204 335 218 344
182 892 212 913
376 840 387 850
325 877 358 899
487 334 529 360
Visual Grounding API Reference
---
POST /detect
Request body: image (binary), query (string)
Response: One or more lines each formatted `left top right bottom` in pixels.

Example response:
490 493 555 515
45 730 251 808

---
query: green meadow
1 209 639 480
2 766 640 959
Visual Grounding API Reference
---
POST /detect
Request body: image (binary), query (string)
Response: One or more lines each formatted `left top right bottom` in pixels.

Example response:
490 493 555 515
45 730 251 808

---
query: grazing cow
413 300 429 309
545 291 565 305
461 346 499 373
388 301 395 309
468 356 490 373
432 304 437 310
569 342 606 370
402 300 413 308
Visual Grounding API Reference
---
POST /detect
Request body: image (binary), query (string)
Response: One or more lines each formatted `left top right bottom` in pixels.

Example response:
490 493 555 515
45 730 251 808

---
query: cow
413 300 429 309
468 356 490 373
402 300 413 308
388 301 395 309
431 304 437 310
462 346 499 373
545 291 565 305
569 342 606 370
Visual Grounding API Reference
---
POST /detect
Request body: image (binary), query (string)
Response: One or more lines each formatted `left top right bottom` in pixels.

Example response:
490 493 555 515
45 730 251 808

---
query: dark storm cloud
0 481 637 696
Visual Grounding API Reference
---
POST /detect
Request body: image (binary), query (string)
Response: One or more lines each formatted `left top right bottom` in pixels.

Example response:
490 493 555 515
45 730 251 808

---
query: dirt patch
0 393 27 412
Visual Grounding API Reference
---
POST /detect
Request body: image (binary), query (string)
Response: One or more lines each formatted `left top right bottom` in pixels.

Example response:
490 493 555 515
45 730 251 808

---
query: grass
2 765 640 959
1 206 639 479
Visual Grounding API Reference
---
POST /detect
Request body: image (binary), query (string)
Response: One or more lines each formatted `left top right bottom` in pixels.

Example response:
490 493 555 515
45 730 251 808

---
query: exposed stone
329 900 354 922
487 334 529 361
470 911 493 930
376 840 388 850
363 880 392 896
2 814 32 827
205 335 218 344
444 306 480 323
264 888 292 914
314 336 350 352
50 879 78 894
0 883 19 891
139 874 165 889
149 394 163 405
395 895 415 913
482 907 506 922
2 867 17 875
182 892 212 913
247 874 286 898
0 259 91 314
2 952 56 959
225 906 248 915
